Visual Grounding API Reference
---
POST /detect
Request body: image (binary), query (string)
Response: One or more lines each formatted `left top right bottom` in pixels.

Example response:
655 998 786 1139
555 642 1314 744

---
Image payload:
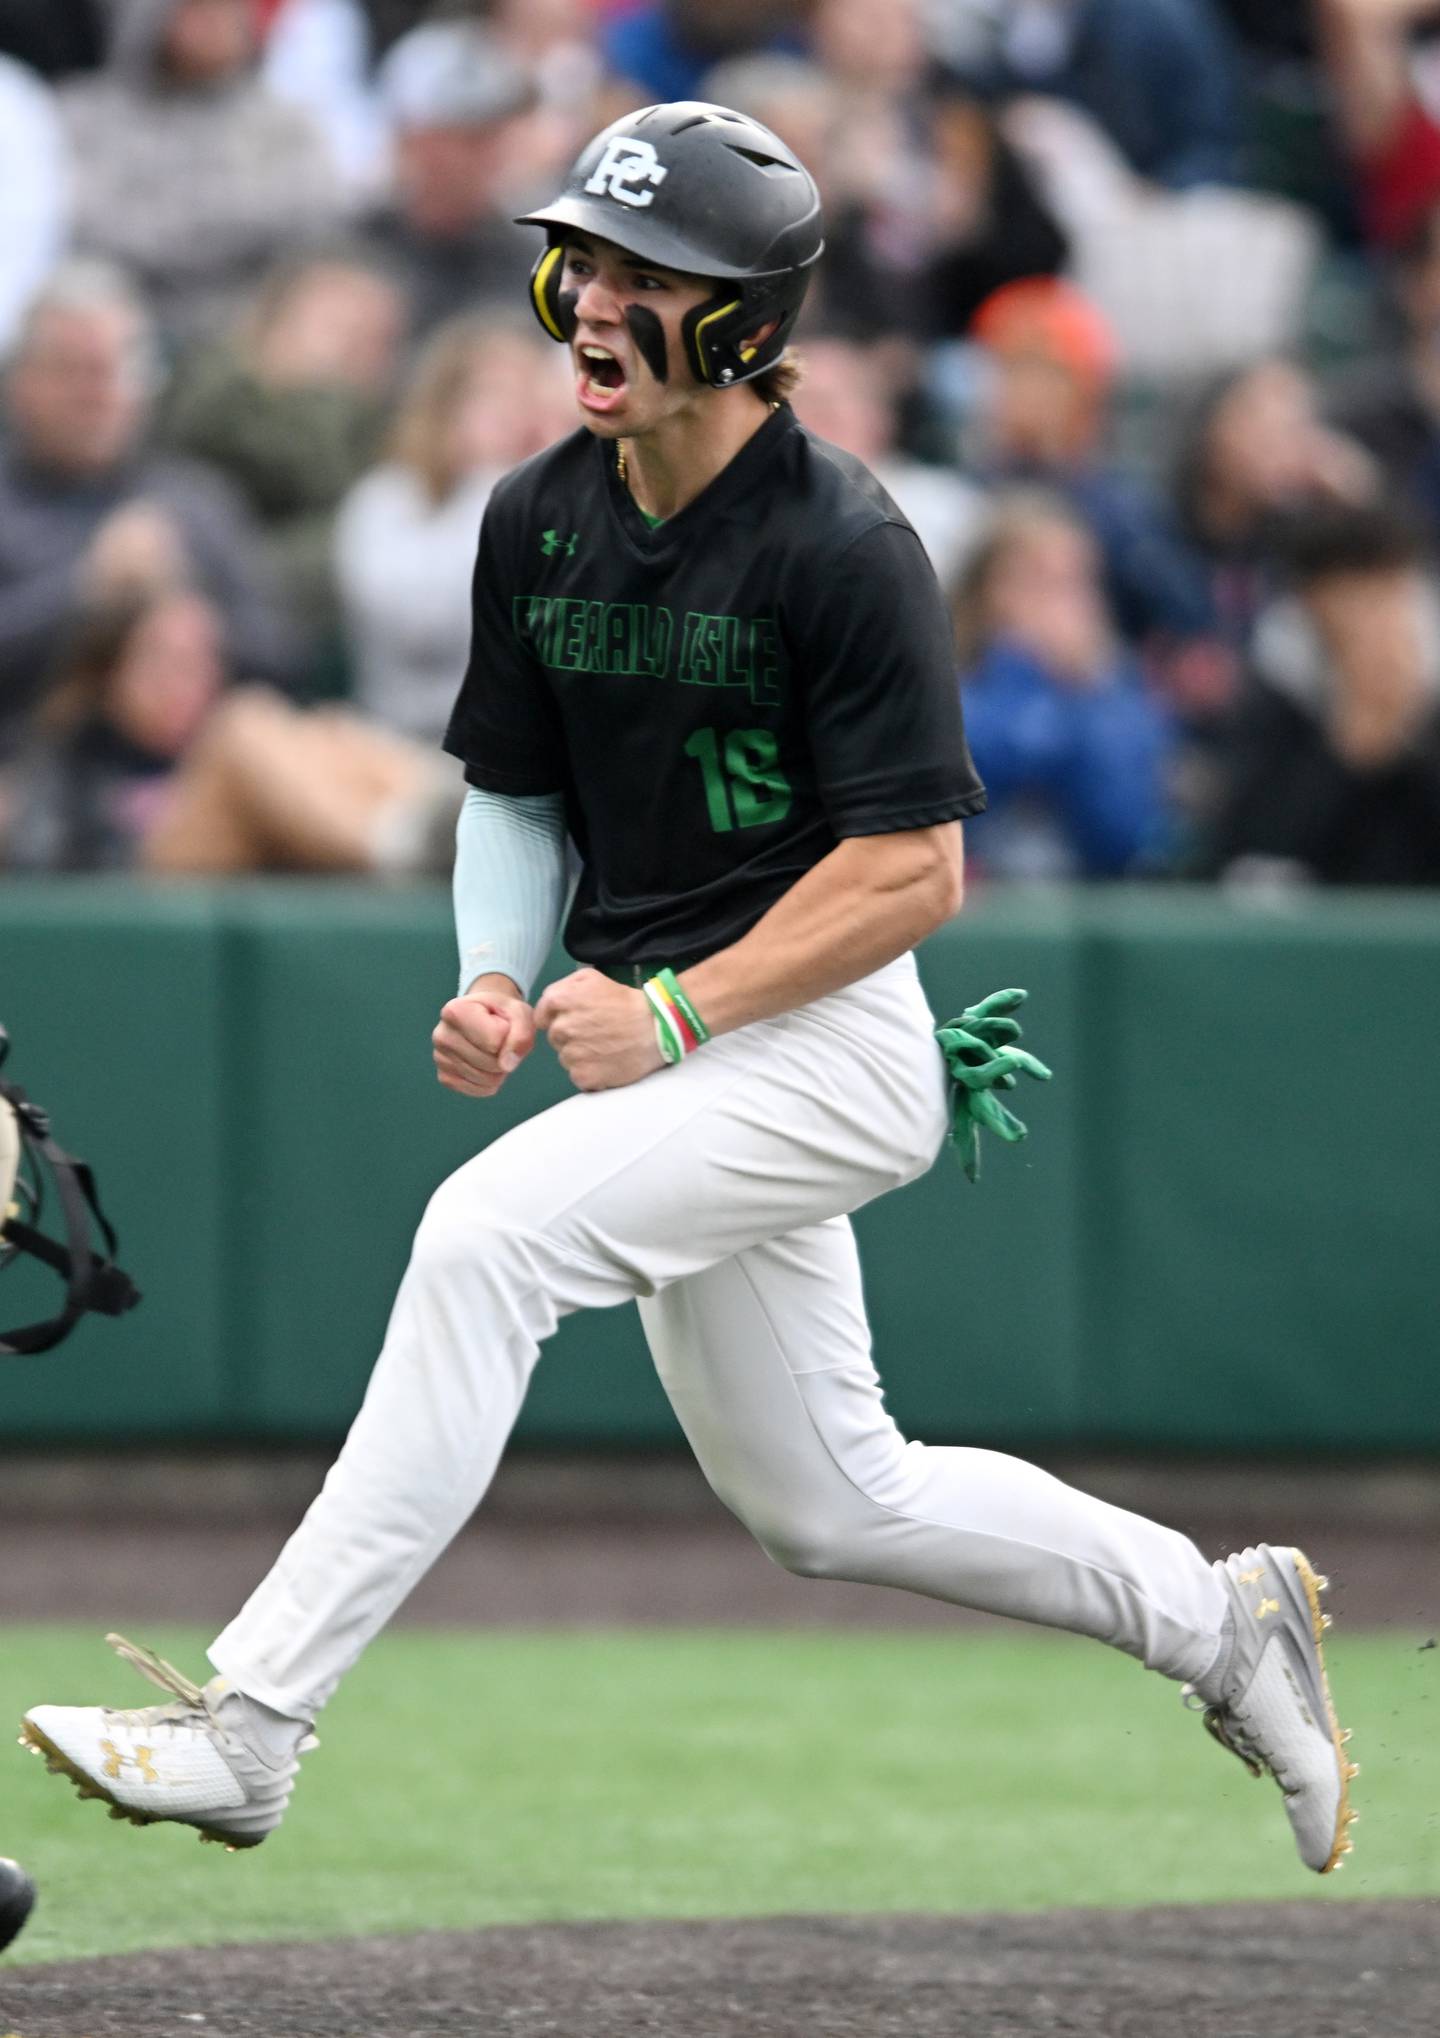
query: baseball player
21 105 1353 1876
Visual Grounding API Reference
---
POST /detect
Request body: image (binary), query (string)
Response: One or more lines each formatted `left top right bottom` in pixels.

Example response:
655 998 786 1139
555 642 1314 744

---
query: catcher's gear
936 988 1053 1183
519 100 823 389
0 1026 140 1356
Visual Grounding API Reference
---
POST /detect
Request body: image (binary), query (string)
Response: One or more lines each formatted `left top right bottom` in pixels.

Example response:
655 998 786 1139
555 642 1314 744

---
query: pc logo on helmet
584 136 669 210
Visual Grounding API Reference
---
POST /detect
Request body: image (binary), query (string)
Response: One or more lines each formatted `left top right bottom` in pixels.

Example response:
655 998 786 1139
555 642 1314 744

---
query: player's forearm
679 824 964 1038
453 787 569 1000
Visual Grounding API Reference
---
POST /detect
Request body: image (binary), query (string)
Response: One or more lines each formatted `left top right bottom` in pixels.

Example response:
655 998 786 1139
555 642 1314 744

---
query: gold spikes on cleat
19 1717 158 1829
1293 1551 1357 1876
16 1716 223 1846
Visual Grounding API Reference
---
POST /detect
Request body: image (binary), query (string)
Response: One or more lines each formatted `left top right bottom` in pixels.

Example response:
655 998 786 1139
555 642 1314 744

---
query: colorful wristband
642 968 711 1066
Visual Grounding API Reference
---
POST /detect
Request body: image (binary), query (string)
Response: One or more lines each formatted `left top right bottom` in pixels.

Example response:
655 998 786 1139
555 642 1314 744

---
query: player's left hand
536 969 665 1092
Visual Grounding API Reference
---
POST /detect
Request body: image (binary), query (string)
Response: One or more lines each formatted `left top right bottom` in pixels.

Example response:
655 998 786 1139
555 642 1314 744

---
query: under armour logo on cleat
541 529 579 558
1237 1567 1265 1585
100 1739 159 1784
1254 1597 1281 1620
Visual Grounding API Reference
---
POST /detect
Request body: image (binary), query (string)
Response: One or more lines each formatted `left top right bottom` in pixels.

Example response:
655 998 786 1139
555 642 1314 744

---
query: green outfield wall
1 880 1436 1452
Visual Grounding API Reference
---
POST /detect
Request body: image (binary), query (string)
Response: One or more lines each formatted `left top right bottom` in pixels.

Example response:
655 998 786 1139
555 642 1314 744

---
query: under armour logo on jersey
541 529 579 558
584 136 669 209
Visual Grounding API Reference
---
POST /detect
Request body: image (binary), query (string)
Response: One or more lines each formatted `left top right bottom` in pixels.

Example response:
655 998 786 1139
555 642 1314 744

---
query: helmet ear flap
529 242 577 344
681 280 801 388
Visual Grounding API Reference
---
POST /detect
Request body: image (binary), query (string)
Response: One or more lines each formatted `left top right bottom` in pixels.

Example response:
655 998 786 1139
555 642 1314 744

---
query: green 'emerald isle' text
514 596 783 707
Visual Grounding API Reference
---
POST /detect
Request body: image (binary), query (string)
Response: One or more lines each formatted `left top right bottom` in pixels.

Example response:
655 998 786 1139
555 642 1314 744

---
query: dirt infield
1 1901 1436 2038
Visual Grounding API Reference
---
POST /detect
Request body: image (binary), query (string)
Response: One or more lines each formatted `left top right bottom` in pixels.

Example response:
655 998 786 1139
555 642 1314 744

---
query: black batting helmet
517 101 824 389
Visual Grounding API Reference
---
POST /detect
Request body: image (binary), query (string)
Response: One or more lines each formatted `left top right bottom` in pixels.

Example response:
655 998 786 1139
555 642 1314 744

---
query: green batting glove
936 988 1053 1183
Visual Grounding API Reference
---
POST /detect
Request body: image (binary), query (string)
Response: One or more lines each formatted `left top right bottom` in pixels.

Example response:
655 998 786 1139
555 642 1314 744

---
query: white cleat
1186 1545 1356 1875
19 1635 314 1851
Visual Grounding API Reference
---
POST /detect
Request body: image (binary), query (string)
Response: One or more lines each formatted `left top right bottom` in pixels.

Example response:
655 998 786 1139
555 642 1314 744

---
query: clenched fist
536 968 664 1092
433 976 536 1099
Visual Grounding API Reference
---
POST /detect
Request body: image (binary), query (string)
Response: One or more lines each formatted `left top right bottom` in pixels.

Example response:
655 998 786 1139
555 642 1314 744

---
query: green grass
1 1625 1435 1965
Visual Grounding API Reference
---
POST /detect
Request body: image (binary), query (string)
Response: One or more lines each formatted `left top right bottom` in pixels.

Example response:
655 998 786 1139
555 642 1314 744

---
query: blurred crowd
2 0 1440 890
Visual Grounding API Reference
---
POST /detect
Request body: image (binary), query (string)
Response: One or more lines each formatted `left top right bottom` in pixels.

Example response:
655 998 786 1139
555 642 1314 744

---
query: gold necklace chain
616 402 779 487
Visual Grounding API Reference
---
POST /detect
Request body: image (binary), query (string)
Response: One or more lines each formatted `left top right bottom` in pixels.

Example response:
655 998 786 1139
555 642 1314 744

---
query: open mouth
577 343 629 411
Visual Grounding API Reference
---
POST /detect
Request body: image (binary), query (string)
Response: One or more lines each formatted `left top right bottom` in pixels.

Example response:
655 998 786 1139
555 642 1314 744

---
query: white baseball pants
210 956 1227 1720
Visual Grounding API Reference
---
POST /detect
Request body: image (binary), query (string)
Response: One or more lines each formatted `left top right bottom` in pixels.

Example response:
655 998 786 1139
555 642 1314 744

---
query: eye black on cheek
624 304 669 383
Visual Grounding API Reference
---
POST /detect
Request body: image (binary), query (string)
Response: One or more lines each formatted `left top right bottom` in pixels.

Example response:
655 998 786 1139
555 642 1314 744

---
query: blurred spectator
1000 95 1320 379
793 338 985 588
1209 0 1352 231
967 279 1218 650
922 84 1069 338
1175 359 1377 652
3 588 228 870
0 54 70 356
489 0 603 116
262 0 388 199
808 0 925 96
0 0 103 78
801 0 935 335
59 0 348 346
601 0 803 103
160 253 405 646
334 318 568 748
940 0 1243 192
707 39 1065 343
1314 0 1440 246
952 492 1177 878
487 0 602 191
1 587 458 875
1329 201 1440 534
0 263 299 761
357 20 540 341
1201 504 1440 886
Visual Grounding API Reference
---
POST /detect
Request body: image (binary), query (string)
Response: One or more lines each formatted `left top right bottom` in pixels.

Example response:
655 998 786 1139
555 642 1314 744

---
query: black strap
0 1081 141 1357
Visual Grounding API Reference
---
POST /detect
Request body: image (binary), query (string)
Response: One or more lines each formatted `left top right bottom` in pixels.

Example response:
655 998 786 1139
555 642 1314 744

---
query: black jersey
444 404 986 970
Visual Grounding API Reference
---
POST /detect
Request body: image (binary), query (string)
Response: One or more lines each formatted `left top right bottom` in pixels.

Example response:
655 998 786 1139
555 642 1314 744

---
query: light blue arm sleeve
453 786 569 1000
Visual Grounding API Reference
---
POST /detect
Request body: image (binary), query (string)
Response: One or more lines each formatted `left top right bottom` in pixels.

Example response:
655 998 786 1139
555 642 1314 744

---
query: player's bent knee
408 1182 589 1339
742 1510 855 1582
762 1532 836 1580
410 1181 525 1287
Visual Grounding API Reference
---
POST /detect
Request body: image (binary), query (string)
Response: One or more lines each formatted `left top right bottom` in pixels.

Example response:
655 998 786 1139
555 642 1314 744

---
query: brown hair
34 593 159 739
753 345 804 406
1275 501 1427 588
